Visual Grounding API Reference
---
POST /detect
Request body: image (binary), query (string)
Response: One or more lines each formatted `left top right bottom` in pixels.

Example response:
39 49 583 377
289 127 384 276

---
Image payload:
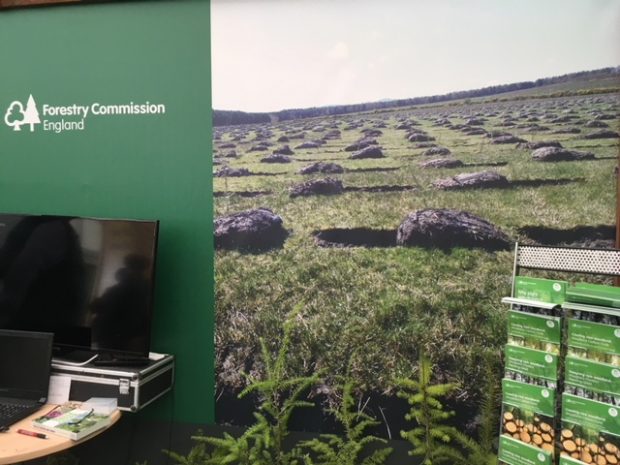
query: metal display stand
499 243 620 465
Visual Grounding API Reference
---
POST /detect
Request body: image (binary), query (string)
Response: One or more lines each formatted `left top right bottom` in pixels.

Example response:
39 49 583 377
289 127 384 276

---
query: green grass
214 92 619 404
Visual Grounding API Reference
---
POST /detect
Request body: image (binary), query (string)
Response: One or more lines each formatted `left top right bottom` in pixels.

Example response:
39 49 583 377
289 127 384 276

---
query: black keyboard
0 402 37 427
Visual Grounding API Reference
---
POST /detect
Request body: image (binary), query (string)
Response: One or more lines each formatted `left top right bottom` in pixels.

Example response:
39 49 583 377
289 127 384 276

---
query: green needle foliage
444 352 499 465
396 351 500 465
165 320 501 465
164 433 217 465
301 379 393 465
166 306 319 465
396 353 464 465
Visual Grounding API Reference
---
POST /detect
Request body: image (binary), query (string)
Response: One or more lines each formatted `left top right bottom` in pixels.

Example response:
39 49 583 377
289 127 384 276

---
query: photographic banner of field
213 90 619 428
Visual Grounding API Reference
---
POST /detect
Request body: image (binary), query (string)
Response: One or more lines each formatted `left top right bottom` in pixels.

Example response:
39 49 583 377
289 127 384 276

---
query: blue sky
211 0 620 112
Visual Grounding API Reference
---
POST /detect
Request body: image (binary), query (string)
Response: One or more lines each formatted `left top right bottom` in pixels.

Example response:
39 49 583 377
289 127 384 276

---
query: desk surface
0 405 121 465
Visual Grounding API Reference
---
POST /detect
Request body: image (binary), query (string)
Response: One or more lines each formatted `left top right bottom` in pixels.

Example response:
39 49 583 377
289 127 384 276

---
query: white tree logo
4 94 41 132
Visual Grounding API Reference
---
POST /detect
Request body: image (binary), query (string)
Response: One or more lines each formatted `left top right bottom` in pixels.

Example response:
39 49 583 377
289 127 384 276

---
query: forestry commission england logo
2 95 167 134
4 94 40 132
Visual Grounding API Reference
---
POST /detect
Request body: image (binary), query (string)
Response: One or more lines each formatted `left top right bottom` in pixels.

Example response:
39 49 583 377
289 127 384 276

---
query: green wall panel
0 0 214 423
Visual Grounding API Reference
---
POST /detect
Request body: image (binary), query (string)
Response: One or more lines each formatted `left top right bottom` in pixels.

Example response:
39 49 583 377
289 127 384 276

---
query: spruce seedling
301 379 392 465
396 353 464 465
167 306 318 465
442 352 499 465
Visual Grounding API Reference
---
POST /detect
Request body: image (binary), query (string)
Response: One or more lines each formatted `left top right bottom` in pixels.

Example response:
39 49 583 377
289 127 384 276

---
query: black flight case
50 353 174 412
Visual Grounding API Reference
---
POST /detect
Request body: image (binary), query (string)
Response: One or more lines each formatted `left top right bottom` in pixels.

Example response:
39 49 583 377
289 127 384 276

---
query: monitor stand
52 348 150 367
92 352 150 367
52 348 99 366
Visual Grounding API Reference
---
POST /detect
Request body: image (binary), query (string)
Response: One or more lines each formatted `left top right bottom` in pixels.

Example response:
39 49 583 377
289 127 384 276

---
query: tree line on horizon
212 66 620 127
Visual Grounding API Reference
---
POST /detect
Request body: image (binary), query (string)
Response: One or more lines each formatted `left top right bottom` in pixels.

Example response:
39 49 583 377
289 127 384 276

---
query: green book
33 403 112 441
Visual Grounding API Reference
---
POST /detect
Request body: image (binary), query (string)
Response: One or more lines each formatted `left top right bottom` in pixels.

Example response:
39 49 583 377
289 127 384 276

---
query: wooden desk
0 405 121 465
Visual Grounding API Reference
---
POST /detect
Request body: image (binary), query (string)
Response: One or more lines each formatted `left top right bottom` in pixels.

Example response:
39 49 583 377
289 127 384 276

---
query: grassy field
213 91 619 418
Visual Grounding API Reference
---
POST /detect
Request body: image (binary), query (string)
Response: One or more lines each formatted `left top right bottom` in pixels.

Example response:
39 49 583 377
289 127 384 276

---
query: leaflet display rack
499 243 620 465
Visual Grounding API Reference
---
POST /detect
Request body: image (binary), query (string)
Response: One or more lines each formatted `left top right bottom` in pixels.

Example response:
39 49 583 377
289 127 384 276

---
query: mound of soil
289 177 344 198
419 158 464 169
295 141 321 149
288 132 306 139
423 146 451 156
583 129 619 139
350 146 385 159
408 133 435 142
466 118 485 126
550 115 577 123
277 135 290 142
531 147 595 162
433 170 509 190
486 130 512 139
516 141 563 150
261 154 292 163
415 142 437 148
218 142 236 149
498 120 516 127
214 208 288 251
323 130 341 140
344 138 377 152
248 144 270 152
396 209 510 250
462 127 487 135
273 145 294 155
492 135 526 144
594 113 616 120
223 151 238 158
361 129 383 137
299 162 345 175
551 127 581 134
584 120 609 128
214 166 252 177
522 124 550 132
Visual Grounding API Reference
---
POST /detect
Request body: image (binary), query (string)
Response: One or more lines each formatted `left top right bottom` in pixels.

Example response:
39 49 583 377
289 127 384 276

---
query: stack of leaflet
566 283 620 310
32 401 113 441
560 283 620 465
499 277 567 465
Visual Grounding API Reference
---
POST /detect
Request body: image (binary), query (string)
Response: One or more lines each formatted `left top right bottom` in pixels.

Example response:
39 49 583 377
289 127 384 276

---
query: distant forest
213 66 620 127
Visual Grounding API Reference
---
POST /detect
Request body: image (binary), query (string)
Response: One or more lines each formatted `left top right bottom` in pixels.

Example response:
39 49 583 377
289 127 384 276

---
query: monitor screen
0 214 159 357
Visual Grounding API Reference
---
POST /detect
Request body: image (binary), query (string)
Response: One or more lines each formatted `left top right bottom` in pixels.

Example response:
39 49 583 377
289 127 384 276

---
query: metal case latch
119 379 130 395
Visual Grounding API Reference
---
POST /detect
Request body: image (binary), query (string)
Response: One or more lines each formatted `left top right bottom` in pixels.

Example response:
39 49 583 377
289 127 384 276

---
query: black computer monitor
0 213 159 358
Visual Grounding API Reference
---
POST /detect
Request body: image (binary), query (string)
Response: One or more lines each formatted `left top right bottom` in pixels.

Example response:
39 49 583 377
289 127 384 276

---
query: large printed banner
211 0 619 433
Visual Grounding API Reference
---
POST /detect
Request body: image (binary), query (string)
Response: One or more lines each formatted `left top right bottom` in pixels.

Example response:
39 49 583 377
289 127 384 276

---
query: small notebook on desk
32 402 112 440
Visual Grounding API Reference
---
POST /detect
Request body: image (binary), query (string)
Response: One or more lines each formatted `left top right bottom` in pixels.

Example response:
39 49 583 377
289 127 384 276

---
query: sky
211 0 620 112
